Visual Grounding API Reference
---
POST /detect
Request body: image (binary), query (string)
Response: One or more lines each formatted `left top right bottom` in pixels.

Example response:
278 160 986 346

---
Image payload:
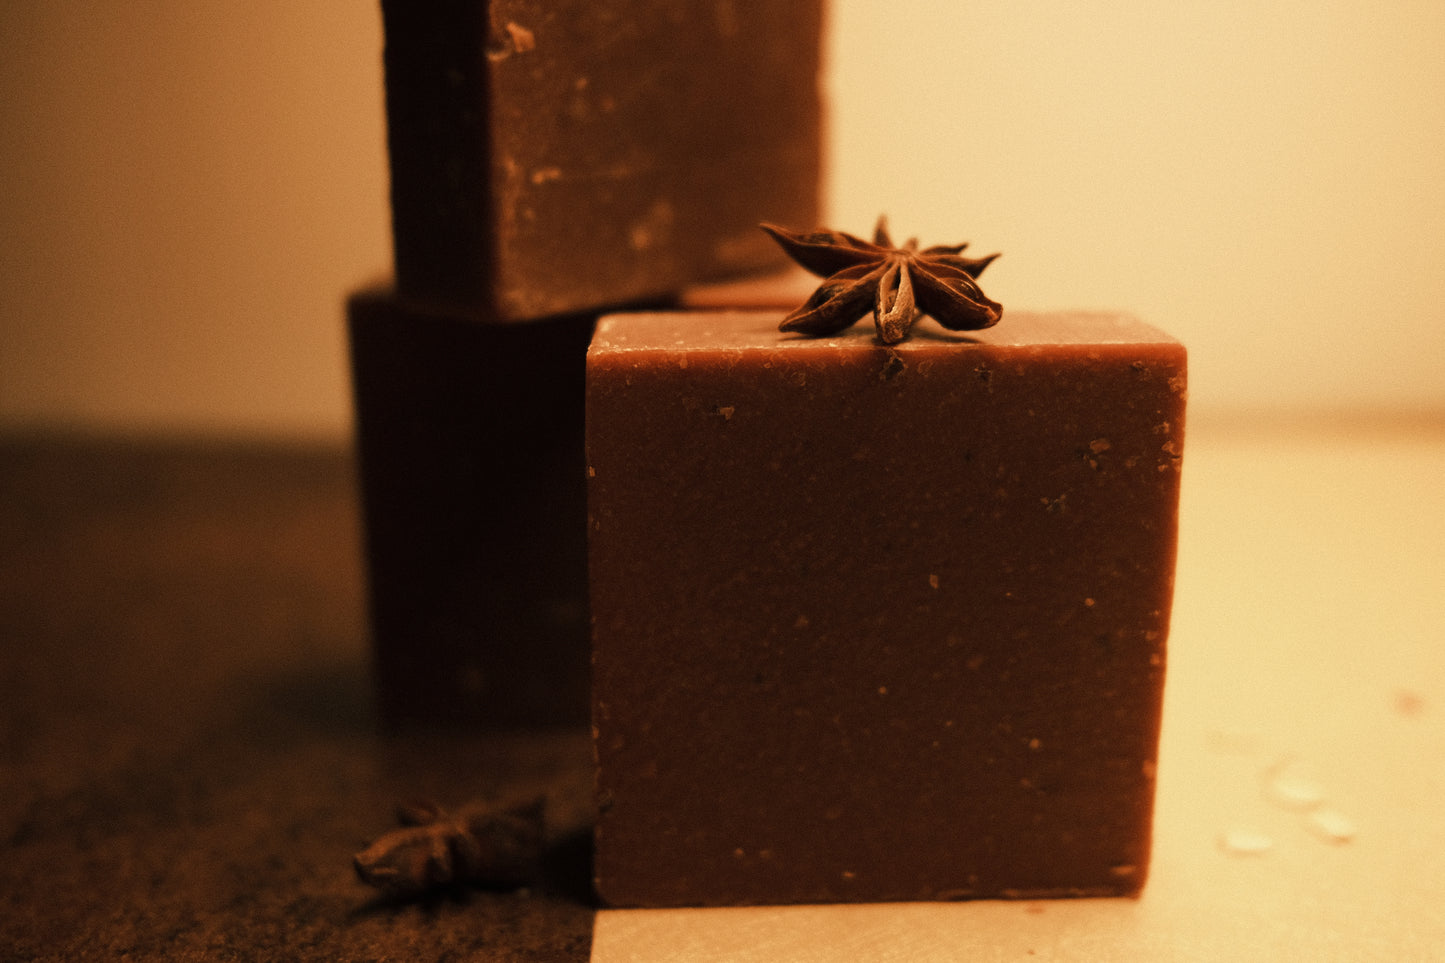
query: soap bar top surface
382 1 823 320
592 309 1183 353
588 309 1186 907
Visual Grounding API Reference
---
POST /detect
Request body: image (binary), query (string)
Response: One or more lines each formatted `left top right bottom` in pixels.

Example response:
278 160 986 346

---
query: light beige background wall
2 0 1442 439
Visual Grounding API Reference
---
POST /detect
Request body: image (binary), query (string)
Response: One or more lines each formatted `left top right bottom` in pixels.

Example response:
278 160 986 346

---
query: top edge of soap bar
591 309 1183 354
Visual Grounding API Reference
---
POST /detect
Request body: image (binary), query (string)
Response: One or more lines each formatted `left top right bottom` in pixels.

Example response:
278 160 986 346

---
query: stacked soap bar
351 1 824 726
349 287 594 725
381 0 824 317
588 310 1187 905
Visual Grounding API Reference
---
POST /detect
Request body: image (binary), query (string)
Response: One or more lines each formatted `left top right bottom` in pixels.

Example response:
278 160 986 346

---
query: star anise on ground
353 795 545 898
759 216 1002 344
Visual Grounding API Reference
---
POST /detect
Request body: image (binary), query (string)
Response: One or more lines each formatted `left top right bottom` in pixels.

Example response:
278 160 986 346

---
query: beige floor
592 419 1445 961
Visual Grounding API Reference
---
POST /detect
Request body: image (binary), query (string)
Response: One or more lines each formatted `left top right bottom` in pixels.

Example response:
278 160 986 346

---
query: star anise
759 216 1002 344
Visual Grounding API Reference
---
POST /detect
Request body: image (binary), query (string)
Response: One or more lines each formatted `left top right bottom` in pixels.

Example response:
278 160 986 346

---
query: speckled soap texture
586 310 1187 907
381 0 823 318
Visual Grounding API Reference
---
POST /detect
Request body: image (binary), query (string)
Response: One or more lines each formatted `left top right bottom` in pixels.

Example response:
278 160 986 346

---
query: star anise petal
925 251 1000 279
778 262 884 336
758 223 885 277
872 215 893 248
911 261 1003 331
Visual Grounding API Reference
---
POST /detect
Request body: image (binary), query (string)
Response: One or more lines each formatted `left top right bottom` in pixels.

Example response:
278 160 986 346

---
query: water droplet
1219 828 1274 855
1394 689 1425 717
1307 809 1357 843
1266 764 1325 811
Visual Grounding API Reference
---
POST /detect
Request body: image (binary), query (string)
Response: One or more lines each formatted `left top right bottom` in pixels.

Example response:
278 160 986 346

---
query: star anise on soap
759 216 1002 344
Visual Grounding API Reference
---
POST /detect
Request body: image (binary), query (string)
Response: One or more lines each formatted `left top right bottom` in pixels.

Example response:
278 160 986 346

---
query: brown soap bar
677 267 819 311
347 285 592 726
587 310 1187 906
380 1 823 319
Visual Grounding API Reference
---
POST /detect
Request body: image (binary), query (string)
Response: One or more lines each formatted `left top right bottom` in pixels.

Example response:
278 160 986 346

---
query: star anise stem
875 255 918 345
760 216 1002 343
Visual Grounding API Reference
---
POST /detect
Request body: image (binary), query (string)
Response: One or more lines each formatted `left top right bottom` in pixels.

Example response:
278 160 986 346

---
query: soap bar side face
382 0 824 319
381 0 494 309
587 312 1186 906
349 286 593 726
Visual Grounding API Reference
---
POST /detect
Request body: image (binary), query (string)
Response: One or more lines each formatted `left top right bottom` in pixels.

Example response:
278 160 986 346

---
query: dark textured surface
588 311 1186 907
0 435 594 961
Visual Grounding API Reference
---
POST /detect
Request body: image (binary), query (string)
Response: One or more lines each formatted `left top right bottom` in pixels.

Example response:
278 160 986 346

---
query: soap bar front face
382 1 823 320
587 311 1187 907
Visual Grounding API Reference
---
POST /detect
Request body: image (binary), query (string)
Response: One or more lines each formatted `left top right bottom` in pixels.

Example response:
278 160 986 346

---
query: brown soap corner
380 1 824 321
587 310 1185 906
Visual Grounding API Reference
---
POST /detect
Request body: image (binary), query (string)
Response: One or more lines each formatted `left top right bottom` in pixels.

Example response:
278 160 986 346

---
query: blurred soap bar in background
348 284 594 726
345 268 826 727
